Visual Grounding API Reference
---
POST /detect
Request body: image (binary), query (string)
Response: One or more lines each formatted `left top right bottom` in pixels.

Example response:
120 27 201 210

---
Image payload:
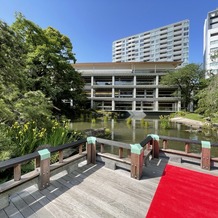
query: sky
0 0 217 64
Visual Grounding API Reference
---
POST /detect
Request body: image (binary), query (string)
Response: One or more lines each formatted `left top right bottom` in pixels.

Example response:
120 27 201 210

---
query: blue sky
0 0 217 64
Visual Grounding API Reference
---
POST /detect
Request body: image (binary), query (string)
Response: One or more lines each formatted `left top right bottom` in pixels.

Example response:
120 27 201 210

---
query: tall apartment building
203 8 218 76
73 62 182 113
112 20 189 66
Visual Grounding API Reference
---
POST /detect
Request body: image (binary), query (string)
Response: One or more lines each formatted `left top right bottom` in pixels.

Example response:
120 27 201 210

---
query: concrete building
112 20 189 66
73 62 182 114
204 8 218 76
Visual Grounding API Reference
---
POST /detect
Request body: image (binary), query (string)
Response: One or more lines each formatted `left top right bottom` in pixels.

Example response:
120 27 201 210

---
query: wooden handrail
140 135 152 147
159 135 218 147
0 138 87 171
96 138 131 149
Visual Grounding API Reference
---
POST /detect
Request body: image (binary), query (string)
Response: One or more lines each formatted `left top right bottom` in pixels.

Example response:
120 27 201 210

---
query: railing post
185 143 190 153
100 143 104 153
59 150 63 163
35 156 40 168
87 137 96 164
119 147 123 158
201 141 211 170
130 144 143 180
148 134 159 159
163 139 168 149
79 144 83 155
14 164 21 181
38 149 51 190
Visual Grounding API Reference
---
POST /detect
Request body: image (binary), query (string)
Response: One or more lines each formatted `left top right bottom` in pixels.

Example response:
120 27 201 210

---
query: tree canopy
12 13 87 117
0 13 87 125
196 74 218 116
160 64 206 111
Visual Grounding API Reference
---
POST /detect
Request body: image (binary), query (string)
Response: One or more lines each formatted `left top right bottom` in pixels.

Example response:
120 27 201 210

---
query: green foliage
3 119 83 158
126 117 132 125
103 115 108 123
161 64 206 111
0 14 89 162
140 118 149 128
0 20 26 87
159 115 171 129
196 75 218 116
11 13 87 119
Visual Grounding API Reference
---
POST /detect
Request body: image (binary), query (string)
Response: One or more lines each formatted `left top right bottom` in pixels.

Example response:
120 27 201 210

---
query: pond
71 118 218 157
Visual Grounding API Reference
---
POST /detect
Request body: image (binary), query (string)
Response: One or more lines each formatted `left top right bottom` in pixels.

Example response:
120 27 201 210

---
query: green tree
0 19 53 125
12 13 87 119
195 75 218 116
160 64 206 111
0 20 26 87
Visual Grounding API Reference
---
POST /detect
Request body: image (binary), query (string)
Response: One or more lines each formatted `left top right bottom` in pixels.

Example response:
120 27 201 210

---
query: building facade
112 20 189 66
204 8 218 76
73 62 181 113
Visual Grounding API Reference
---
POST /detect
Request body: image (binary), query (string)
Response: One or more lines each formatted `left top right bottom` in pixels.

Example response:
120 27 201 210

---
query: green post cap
148 134 159 141
87 136 96 144
130 144 143 155
38 149 50 160
201 141 211 149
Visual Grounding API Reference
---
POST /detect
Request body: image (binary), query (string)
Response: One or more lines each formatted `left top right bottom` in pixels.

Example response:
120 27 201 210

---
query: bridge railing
0 135 158 209
158 135 218 170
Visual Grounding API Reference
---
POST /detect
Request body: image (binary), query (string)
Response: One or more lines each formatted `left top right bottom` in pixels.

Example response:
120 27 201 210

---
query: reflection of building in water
154 119 159 135
74 61 182 112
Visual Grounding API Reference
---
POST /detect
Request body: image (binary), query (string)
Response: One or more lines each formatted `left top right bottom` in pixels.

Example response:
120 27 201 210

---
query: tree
0 19 53 125
12 13 87 119
195 75 218 116
160 64 206 111
0 20 26 88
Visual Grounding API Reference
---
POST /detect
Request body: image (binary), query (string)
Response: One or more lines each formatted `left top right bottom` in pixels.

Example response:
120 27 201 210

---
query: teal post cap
38 149 50 160
148 134 159 141
130 143 143 155
201 141 211 149
87 136 96 144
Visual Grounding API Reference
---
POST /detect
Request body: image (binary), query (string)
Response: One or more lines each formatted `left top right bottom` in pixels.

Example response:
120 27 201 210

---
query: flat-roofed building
112 20 189 66
73 61 182 113
204 8 218 77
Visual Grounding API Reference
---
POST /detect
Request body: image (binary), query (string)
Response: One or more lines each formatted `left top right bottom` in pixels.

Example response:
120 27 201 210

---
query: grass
182 113 205 122
173 112 218 123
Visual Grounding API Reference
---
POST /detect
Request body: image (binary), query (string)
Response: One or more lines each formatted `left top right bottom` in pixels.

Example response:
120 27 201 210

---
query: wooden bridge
0 135 218 217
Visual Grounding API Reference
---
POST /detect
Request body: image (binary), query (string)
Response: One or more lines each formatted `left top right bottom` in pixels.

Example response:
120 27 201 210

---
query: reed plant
4 119 83 158
159 115 171 129
126 117 132 125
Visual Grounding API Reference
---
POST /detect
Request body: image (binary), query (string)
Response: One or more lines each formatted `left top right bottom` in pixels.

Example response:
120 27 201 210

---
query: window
211 32 218 37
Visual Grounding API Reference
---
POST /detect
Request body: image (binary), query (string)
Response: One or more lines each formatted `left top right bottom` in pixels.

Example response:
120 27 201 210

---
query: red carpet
146 164 218 218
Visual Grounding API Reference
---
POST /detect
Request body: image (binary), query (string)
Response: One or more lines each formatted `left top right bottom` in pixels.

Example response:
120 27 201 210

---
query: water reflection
72 119 218 143
71 118 218 156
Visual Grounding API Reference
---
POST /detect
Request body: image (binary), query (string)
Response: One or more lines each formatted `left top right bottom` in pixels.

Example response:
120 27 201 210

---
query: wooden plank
9 194 38 218
3 156 217 218
0 209 7 218
3 200 25 218
18 186 55 218
63 171 144 217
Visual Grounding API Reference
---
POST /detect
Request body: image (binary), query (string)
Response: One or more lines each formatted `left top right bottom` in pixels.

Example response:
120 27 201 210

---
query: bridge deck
1 155 218 218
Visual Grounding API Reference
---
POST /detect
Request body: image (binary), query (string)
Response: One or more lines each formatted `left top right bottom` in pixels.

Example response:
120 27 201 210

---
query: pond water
71 118 218 157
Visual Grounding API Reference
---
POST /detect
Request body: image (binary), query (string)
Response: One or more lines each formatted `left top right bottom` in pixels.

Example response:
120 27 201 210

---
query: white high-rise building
204 8 218 77
112 20 189 66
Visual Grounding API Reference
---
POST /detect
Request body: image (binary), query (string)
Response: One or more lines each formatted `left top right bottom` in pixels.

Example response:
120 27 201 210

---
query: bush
159 115 171 129
2 119 83 158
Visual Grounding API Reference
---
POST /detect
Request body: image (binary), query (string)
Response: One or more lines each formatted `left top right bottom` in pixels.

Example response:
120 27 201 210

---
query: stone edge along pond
170 117 204 129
